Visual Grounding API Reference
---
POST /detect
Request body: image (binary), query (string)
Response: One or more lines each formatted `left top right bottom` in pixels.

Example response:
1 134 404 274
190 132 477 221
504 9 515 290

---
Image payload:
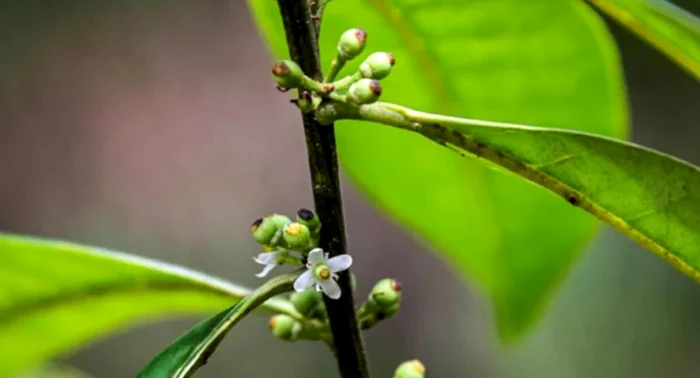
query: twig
274 1 370 378
311 0 331 36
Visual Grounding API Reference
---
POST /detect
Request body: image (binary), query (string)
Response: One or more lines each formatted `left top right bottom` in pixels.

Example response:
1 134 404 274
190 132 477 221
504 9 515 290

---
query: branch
274 1 370 378
312 0 331 36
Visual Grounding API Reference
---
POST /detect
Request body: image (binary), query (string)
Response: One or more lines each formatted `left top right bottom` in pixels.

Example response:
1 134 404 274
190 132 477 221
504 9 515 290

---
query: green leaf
247 0 627 340
586 0 700 79
325 101 700 288
136 273 296 378
0 233 299 378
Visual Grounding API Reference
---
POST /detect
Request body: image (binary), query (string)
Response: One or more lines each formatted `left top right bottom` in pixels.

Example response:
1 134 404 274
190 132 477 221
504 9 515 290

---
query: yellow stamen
285 222 303 237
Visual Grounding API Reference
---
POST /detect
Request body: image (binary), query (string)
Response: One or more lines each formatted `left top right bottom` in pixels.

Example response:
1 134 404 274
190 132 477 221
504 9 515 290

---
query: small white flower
253 251 286 278
294 248 352 300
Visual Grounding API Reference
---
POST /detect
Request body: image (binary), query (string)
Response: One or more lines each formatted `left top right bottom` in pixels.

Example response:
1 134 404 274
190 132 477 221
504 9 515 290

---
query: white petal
255 264 276 278
328 255 352 273
254 252 279 265
294 270 316 292
307 248 326 266
319 278 342 299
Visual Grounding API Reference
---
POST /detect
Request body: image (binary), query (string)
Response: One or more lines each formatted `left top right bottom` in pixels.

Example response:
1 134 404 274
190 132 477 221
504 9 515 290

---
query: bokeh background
1 1 699 377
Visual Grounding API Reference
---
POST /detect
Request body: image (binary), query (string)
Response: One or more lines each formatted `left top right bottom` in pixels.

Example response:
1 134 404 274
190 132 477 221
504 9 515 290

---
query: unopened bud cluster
267 306 332 344
358 278 403 329
334 29 395 80
268 279 348 342
250 209 321 252
291 287 325 319
333 28 395 105
250 209 324 278
270 27 396 109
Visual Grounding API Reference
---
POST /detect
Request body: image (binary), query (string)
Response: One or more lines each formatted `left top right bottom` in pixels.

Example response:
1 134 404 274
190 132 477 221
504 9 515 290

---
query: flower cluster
251 208 352 300
262 27 425 373
270 28 396 112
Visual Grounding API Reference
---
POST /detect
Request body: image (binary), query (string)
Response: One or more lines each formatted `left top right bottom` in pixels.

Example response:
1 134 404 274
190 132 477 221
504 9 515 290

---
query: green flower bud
294 90 314 113
296 208 321 231
269 214 292 230
290 287 323 316
250 217 277 245
282 222 311 250
394 360 426 378
370 278 402 307
269 314 301 341
337 28 367 60
348 79 382 105
377 302 400 320
359 52 395 80
271 60 304 89
251 214 291 245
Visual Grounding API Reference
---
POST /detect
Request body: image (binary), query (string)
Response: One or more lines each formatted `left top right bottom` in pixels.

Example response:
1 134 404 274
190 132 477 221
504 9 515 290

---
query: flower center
285 223 303 236
313 264 331 280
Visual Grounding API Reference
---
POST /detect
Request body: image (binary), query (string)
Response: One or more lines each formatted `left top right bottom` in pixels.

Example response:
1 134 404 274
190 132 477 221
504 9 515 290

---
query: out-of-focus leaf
586 0 700 80
0 233 298 378
247 0 627 340
136 273 296 378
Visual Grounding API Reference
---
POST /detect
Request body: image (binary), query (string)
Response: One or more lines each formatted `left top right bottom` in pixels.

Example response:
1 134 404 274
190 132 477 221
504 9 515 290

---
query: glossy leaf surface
0 233 297 377
323 102 700 287
247 0 628 339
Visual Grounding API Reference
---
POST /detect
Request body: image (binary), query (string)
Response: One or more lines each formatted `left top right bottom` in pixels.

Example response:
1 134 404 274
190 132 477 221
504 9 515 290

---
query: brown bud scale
297 208 315 221
250 218 263 232
354 28 368 44
390 279 402 292
271 62 291 77
369 80 382 96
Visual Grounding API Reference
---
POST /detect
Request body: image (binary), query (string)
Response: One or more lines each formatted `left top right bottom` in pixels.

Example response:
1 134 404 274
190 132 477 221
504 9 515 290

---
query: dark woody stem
274 1 370 378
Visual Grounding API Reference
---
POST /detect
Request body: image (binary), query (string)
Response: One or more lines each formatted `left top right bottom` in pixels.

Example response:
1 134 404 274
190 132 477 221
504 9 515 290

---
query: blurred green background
0 1 699 377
